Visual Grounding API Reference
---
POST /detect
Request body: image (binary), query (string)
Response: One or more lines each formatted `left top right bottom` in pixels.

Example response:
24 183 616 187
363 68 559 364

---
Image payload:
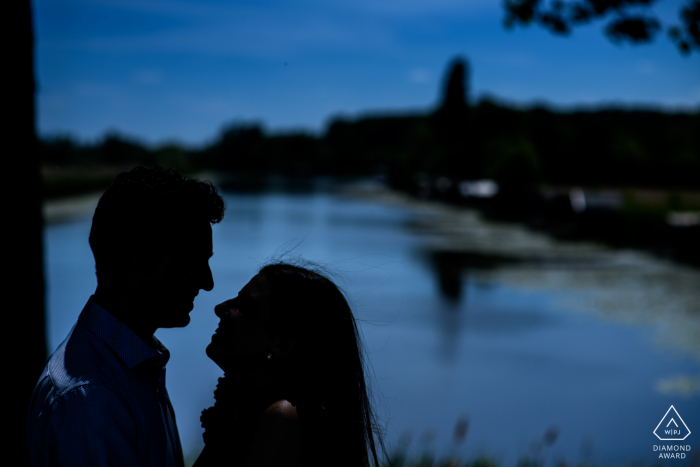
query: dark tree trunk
7 1 46 465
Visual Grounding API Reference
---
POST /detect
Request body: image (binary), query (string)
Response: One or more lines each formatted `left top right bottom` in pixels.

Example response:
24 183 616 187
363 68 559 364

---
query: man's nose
200 263 214 292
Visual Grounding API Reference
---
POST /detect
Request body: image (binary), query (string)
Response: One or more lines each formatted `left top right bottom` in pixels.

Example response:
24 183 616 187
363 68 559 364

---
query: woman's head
206 273 276 371
207 262 360 375
206 261 383 466
259 263 360 368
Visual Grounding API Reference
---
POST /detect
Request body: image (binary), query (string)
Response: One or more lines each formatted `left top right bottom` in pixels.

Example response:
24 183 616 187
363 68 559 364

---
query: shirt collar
79 296 170 370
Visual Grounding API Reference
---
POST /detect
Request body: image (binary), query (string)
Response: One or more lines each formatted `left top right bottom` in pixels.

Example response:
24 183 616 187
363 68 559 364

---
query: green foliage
40 133 181 170
153 144 192 170
39 132 197 199
470 101 700 188
386 452 500 467
502 0 700 55
42 171 117 199
482 138 541 187
39 101 700 192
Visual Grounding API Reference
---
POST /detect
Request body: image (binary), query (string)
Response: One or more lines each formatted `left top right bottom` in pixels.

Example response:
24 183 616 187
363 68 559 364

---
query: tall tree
433 57 475 178
7 1 46 465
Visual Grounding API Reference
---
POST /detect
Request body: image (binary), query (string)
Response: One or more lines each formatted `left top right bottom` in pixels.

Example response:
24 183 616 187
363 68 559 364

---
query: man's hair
89 166 225 284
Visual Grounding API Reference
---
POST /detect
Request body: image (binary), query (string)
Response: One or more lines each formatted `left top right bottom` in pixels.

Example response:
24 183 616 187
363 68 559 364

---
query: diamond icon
654 406 691 441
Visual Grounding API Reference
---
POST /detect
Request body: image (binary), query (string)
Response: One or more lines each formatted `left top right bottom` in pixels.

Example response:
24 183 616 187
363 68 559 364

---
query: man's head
90 166 225 329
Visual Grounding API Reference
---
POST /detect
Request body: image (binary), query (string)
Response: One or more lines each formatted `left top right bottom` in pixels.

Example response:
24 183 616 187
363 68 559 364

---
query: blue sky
35 0 700 146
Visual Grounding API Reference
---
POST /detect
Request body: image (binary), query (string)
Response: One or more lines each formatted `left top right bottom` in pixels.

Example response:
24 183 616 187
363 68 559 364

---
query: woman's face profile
206 274 276 371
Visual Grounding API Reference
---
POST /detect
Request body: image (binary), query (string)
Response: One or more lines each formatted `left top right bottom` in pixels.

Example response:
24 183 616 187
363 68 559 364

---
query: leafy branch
503 0 700 54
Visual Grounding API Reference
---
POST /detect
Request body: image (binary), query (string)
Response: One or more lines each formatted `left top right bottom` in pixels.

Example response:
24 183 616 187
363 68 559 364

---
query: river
44 183 700 466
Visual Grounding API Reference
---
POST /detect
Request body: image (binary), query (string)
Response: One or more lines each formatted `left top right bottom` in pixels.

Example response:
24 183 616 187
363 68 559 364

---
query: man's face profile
145 220 214 329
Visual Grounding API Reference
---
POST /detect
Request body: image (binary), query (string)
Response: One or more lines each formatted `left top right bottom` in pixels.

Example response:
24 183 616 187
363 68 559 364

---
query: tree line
41 99 700 192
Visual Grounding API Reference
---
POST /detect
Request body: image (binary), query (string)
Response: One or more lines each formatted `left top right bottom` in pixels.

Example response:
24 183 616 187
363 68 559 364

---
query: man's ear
272 337 296 358
126 240 168 282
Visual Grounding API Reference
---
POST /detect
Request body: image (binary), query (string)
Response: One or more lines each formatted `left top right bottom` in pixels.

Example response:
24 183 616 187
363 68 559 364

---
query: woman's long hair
259 262 384 467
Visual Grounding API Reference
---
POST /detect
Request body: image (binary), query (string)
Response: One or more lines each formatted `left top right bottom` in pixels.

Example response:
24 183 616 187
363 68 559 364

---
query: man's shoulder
34 367 127 413
29 321 143 435
29 334 135 437
44 321 127 397
28 352 144 467
27 303 172 467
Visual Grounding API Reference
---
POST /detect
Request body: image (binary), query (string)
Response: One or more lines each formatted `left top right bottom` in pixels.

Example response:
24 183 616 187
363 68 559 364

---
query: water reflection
436 295 462 362
431 252 465 302
426 250 516 302
400 188 700 367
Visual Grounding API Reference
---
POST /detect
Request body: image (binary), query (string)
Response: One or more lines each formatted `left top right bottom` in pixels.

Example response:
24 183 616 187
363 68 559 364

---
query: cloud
168 93 238 116
636 60 656 75
692 85 700 100
132 69 163 85
409 68 431 84
72 82 132 109
40 2 398 58
328 0 497 17
37 0 499 58
60 0 498 19
42 92 71 110
656 374 700 397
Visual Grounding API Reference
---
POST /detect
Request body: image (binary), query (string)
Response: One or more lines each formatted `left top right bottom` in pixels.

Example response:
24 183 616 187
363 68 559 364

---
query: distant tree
265 133 320 175
483 137 542 187
153 143 191 170
503 0 700 54
433 57 476 178
97 133 153 165
437 58 469 117
205 124 267 172
40 135 80 166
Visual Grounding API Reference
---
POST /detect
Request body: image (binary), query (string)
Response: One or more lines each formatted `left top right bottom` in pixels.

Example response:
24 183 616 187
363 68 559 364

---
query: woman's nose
214 300 237 319
214 302 229 318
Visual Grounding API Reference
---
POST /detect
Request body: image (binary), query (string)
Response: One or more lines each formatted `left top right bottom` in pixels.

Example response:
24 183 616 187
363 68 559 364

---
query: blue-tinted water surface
45 190 700 466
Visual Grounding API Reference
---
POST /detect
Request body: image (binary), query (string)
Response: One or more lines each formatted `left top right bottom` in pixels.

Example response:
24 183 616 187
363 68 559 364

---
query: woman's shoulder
195 400 299 467
244 400 300 467
259 400 298 428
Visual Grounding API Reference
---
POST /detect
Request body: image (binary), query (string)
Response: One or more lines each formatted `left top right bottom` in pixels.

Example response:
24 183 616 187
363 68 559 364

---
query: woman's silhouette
195 262 384 467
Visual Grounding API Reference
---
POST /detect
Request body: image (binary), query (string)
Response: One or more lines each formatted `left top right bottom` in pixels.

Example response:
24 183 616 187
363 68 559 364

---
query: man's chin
161 313 192 329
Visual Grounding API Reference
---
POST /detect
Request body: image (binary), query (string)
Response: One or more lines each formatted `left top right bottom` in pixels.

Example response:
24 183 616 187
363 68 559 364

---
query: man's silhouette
27 167 226 466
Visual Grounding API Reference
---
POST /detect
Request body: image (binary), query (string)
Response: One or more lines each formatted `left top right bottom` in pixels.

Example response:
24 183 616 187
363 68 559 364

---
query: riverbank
44 172 700 269
341 177 700 268
41 169 221 224
43 191 103 224
42 165 134 200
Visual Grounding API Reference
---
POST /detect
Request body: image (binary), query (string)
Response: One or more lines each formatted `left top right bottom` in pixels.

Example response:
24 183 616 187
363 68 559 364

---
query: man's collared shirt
27 298 184 467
